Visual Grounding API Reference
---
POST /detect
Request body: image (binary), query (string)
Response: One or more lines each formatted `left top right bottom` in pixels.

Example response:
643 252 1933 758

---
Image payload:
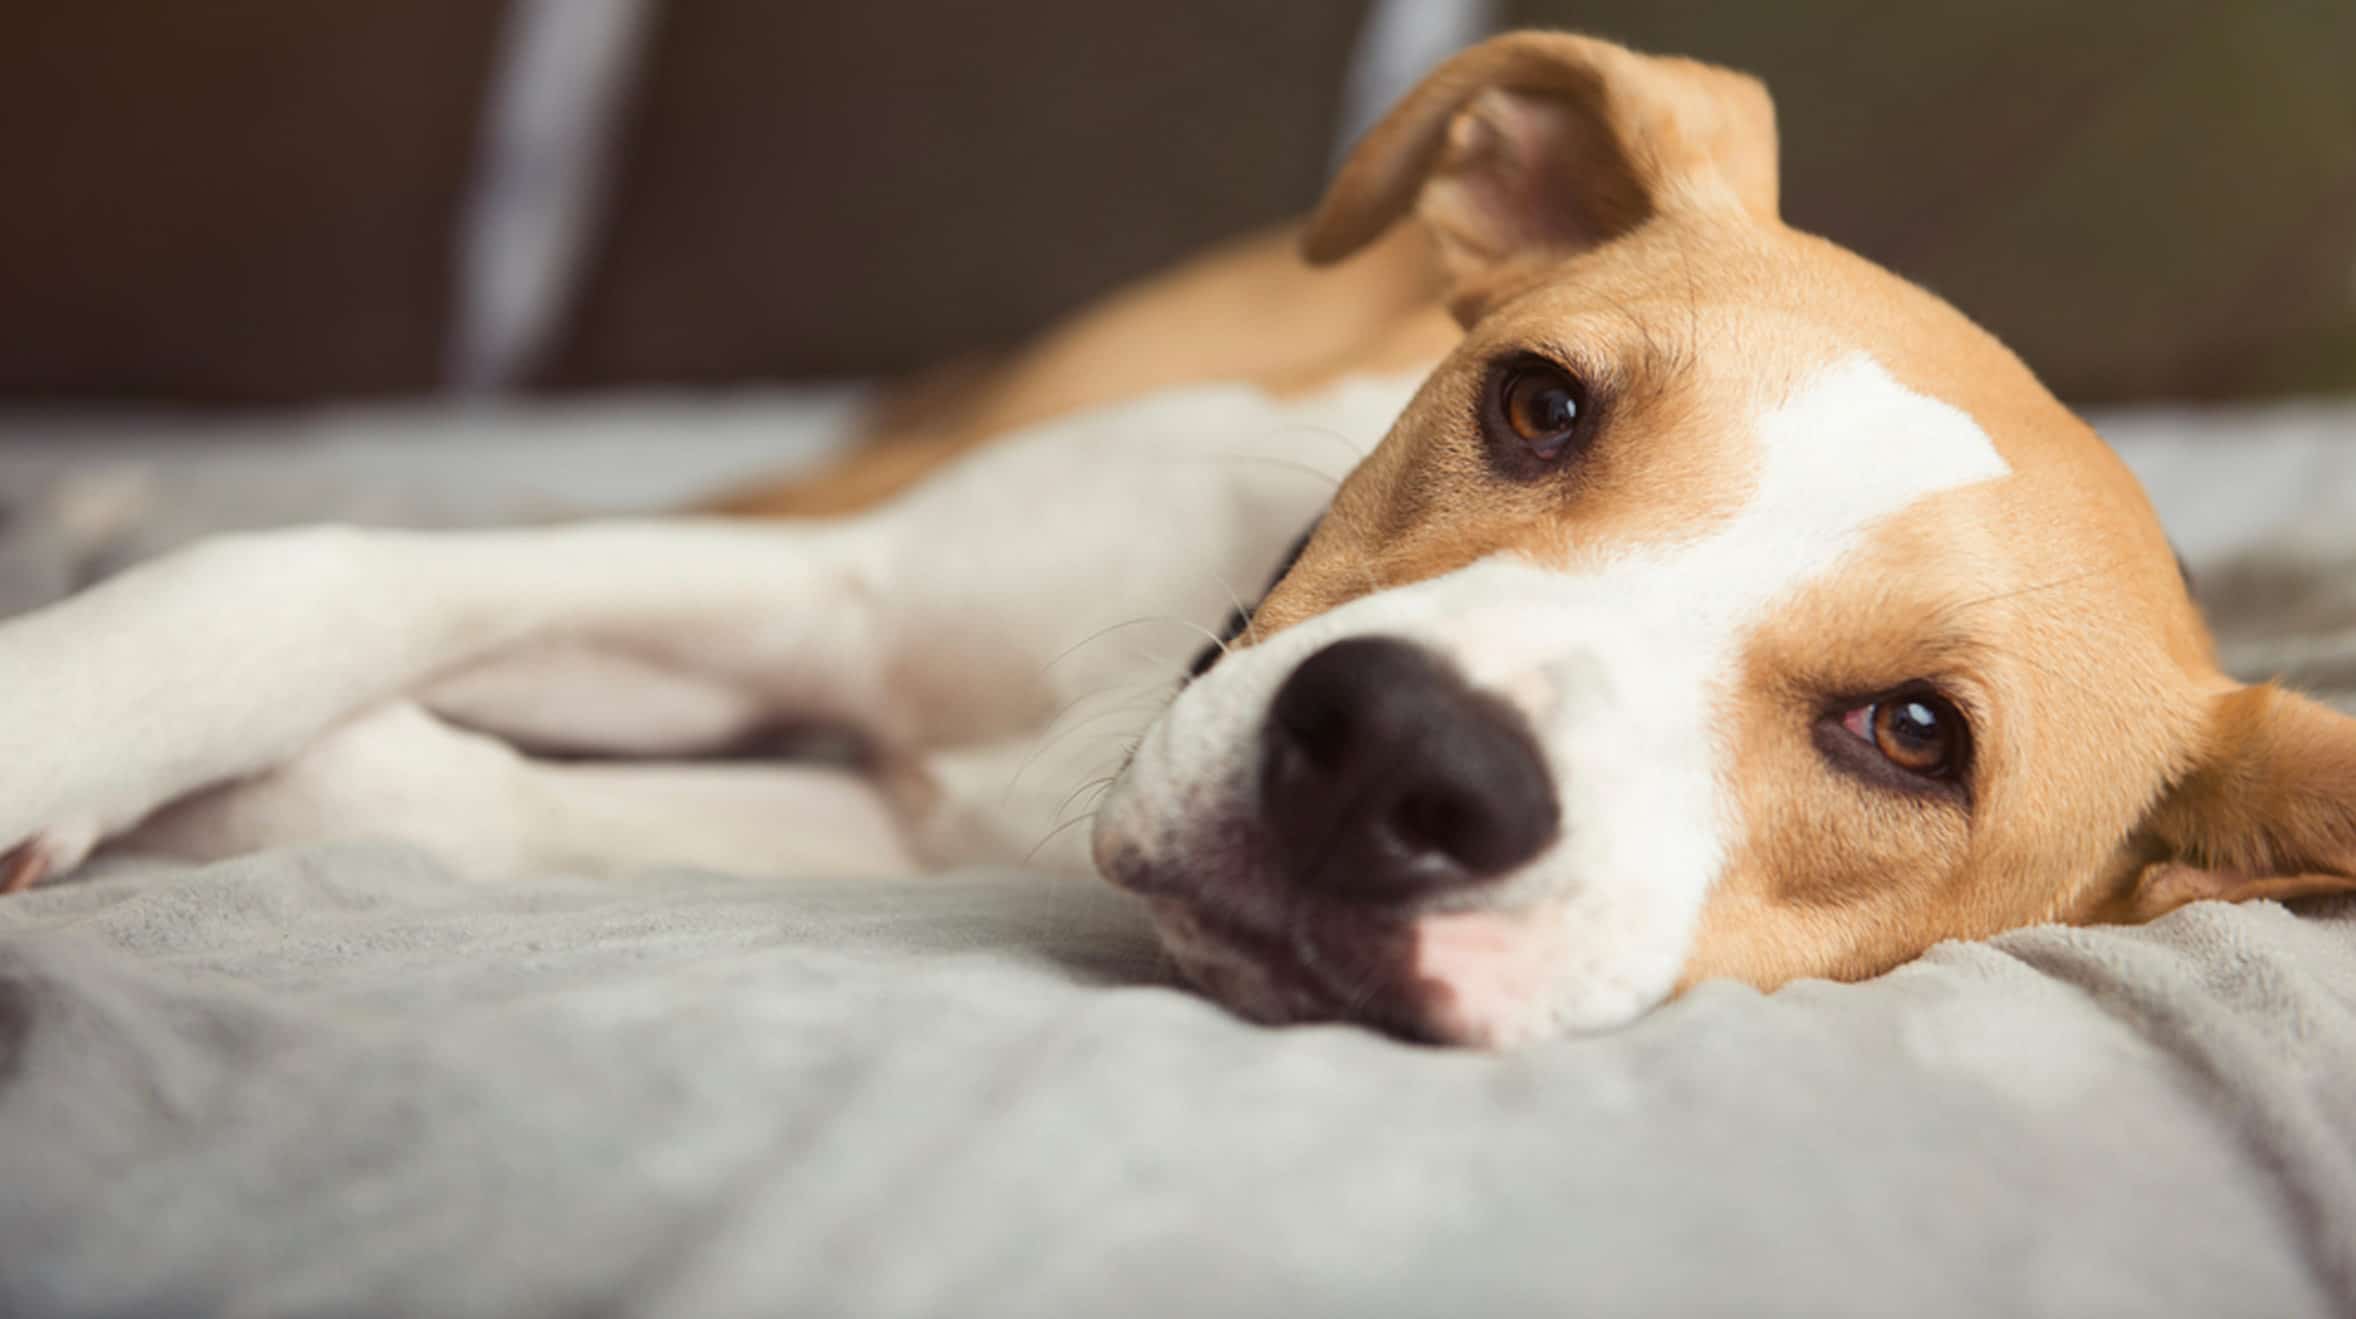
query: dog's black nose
1259 637 1558 901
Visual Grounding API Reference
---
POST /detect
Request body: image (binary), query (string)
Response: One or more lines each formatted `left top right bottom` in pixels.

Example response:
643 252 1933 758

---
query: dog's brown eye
1842 695 1963 778
1497 362 1586 460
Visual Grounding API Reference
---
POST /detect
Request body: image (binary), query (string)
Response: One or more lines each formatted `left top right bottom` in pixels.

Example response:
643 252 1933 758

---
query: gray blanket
1 396 2353 1317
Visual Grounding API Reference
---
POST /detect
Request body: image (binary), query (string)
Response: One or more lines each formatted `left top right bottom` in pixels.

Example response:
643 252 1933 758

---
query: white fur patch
1100 353 2009 1038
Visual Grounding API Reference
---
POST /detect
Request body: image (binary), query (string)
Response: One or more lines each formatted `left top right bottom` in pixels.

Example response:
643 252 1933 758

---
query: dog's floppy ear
2109 684 2356 922
1303 31 1777 320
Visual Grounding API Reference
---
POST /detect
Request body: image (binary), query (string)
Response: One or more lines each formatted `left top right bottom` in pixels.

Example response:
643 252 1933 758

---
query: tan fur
1289 32 2356 998
1301 32 1775 309
743 30 2356 999
2089 685 2356 923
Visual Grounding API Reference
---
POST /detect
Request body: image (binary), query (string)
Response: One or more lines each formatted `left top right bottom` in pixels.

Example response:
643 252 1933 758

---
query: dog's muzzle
1096 634 1568 1042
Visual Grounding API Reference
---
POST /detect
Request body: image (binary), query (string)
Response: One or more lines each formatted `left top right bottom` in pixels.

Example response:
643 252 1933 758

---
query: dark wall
0 3 503 402
1 2 2349 407
544 1 1369 388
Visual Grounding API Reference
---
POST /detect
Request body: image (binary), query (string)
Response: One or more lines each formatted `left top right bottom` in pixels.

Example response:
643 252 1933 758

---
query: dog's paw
0 822 101 894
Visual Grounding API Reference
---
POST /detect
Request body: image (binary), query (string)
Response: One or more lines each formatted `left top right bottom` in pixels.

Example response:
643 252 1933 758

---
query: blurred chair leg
445 0 658 396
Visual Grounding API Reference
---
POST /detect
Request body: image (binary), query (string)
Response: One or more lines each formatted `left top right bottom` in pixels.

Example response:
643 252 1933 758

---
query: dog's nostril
1260 637 1559 901
1387 788 1476 861
1277 700 1354 773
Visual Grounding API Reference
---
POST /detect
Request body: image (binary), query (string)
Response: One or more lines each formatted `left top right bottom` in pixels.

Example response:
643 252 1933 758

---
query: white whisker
1024 808 1102 866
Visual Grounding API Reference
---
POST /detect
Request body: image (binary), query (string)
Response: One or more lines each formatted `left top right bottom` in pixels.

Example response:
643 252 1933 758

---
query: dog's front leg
0 376 1412 887
116 702 921 881
0 518 916 885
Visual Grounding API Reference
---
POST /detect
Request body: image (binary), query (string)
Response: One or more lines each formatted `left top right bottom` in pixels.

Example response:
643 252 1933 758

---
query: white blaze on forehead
1102 353 2010 1038
1689 352 2014 613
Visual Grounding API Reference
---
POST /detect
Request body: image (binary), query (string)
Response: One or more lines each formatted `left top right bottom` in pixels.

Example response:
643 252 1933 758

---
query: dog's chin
1142 894 1454 1039
1101 846 1572 1049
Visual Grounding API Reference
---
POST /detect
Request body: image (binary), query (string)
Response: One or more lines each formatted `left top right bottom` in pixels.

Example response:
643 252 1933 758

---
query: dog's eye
1840 693 1965 779
1490 358 1589 463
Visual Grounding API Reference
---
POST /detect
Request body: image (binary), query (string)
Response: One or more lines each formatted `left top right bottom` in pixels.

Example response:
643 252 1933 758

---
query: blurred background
3 0 2352 412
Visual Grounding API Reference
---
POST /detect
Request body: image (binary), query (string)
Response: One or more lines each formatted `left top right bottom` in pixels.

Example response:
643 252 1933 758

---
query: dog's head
1092 31 2356 1046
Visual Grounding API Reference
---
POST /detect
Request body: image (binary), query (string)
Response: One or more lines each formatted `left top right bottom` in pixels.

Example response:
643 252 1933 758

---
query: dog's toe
0 824 100 894
0 840 54 893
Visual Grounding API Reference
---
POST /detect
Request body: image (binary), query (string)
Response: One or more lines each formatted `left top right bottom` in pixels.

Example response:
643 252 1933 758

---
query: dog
3 32 2351 1048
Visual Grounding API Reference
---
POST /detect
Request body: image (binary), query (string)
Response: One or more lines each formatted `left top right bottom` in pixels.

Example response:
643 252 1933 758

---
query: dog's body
5 33 2353 1047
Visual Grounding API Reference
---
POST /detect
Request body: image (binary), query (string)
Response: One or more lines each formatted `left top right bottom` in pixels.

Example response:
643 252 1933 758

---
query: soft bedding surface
1 396 2353 1318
